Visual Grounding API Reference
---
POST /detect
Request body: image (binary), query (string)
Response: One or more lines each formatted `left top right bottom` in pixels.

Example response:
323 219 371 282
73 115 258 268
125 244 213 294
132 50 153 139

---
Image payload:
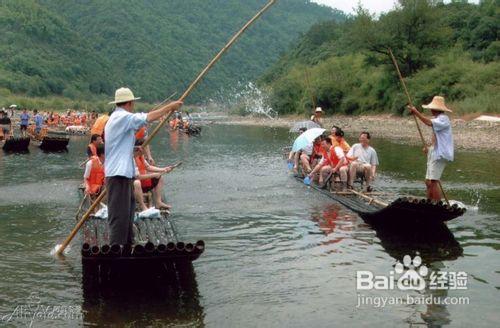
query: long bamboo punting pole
144 0 277 147
55 0 277 256
388 48 450 205
304 68 316 109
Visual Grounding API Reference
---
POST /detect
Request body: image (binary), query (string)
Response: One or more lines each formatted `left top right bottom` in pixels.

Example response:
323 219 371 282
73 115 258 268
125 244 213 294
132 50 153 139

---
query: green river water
0 124 498 327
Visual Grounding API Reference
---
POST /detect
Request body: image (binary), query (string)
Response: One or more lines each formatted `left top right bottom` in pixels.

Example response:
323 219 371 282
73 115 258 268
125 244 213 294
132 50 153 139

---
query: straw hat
422 96 452 112
315 107 323 113
108 87 141 105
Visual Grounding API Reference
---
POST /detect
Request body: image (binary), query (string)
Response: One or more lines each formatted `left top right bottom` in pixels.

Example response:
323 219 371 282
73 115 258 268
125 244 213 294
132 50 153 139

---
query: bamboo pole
304 68 316 109
388 48 450 205
55 0 277 256
144 0 277 147
347 188 388 207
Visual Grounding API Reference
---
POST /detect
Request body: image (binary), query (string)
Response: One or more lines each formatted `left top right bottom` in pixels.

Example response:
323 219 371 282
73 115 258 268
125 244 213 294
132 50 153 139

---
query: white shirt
347 143 379 166
303 143 313 156
319 146 344 166
431 114 454 161
104 107 147 178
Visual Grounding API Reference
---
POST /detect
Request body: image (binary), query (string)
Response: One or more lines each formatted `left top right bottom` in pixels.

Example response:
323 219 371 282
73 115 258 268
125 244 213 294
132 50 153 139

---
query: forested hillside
0 0 342 108
261 0 499 115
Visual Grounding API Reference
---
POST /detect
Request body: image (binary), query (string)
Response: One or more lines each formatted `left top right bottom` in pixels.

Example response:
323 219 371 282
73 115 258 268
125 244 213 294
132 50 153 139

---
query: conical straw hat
422 96 452 112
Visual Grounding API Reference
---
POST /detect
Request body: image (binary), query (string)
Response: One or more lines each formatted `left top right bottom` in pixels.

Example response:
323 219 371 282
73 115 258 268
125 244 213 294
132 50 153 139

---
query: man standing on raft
408 96 454 201
105 87 182 247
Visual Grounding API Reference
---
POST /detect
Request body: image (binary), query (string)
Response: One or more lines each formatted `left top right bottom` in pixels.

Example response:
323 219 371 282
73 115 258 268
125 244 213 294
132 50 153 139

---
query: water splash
50 244 70 256
217 82 278 119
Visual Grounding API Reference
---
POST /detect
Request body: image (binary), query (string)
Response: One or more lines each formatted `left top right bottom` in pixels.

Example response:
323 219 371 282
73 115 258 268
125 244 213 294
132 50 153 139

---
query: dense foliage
0 0 342 108
261 0 500 115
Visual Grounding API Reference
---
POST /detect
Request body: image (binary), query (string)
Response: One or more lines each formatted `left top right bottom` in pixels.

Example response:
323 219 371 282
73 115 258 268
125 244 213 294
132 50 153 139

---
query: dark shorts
142 177 160 193
20 125 27 131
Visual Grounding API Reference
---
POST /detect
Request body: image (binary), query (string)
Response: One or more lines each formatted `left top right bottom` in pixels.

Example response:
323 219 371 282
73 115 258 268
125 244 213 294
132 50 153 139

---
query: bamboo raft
295 177 466 227
80 203 204 281
39 136 70 151
2 137 30 152
177 125 202 136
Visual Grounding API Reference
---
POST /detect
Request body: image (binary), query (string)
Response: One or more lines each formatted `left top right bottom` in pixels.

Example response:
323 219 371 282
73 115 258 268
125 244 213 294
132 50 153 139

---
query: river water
0 124 498 327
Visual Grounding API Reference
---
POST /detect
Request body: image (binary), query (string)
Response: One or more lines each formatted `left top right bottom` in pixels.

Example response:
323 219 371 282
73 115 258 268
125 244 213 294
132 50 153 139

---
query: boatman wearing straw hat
105 87 182 246
408 96 454 201
311 107 323 127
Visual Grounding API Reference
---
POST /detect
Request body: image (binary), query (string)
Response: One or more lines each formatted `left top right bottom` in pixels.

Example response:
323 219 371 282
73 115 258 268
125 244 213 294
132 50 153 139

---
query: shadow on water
309 204 464 328
81 261 204 327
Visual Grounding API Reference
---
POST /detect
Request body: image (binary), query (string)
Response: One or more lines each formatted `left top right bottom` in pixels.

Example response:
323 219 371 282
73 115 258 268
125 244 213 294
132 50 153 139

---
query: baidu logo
395 255 428 290
356 254 465 291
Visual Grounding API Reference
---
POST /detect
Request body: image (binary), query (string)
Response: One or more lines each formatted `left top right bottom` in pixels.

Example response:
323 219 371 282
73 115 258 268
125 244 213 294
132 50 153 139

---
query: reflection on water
0 125 499 327
82 262 203 327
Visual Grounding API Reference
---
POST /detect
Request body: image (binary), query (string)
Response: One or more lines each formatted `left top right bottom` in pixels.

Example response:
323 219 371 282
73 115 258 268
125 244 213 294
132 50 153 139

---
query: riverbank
217 114 500 151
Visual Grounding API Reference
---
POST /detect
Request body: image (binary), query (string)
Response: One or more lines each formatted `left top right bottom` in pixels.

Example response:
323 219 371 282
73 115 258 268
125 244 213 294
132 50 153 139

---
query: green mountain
260 0 500 115
0 0 344 106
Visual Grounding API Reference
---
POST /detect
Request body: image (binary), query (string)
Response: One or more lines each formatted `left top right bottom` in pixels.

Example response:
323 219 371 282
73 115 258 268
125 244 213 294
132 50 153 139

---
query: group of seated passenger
289 127 379 192
83 121 174 212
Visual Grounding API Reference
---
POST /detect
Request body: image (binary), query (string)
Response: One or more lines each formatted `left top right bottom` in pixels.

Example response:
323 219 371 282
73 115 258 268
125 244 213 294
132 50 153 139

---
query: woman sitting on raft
133 140 175 211
84 144 105 196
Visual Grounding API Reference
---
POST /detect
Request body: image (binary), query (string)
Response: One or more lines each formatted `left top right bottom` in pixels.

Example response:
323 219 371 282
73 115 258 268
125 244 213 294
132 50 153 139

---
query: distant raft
2 137 30 152
295 177 466 227
179 125 201 136
39 136 70 151
38 130 69 151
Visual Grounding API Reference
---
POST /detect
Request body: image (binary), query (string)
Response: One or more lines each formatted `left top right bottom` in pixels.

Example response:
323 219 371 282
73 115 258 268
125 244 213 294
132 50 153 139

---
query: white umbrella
291 128 325 152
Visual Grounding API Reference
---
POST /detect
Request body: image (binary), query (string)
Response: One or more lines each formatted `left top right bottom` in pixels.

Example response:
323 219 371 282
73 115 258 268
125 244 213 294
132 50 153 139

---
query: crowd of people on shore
0 106 99 140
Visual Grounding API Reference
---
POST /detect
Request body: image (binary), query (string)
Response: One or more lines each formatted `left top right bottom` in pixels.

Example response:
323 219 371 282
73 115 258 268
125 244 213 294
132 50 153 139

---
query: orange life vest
91 115 109 136
323 146 345 168
134 155 152 188
135 126 146 140
87 156 105 194
169 118 179 129
330 137 351 153
88 143 97 157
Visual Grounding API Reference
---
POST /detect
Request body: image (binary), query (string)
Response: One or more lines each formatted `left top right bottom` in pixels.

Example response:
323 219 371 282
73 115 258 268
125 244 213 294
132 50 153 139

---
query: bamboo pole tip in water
52 244 70 257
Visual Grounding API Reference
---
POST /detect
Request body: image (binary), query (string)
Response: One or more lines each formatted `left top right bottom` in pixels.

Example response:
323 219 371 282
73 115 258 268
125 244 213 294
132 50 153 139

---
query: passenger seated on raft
329 126 350 154
299 137 322 175
287 127 307 174
307 136 348 189
84 144 105 196
346 131 379 192
87 134 103 158
133 141 174 211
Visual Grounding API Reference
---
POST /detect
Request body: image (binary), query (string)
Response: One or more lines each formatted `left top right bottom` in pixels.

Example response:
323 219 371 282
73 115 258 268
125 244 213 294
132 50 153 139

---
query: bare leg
300 154 312 173
339 166 348 183
133 180 148 211
348 163 358 187
153 176 171 209
293 152 300 173
425 179 432 199
430 180 441 201
319 166 332 185
364 165 372 187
